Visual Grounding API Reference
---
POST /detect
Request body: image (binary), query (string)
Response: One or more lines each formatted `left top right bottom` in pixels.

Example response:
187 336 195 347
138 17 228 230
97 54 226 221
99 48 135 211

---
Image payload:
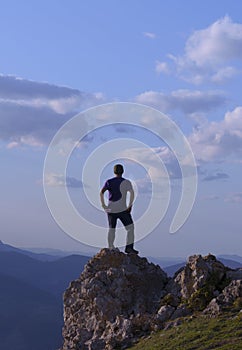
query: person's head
113 164 124 176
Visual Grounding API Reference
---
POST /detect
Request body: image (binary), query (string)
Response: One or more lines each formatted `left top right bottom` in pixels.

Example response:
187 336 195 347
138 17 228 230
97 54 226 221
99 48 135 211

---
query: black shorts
108 210 133 228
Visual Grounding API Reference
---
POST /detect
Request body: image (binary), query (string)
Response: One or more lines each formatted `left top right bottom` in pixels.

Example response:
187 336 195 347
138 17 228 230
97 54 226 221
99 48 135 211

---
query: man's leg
119 211 138 254
107 213 117 248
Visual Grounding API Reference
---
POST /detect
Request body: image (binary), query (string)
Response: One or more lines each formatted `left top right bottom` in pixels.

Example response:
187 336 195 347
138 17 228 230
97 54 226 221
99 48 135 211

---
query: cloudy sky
1 0 242 258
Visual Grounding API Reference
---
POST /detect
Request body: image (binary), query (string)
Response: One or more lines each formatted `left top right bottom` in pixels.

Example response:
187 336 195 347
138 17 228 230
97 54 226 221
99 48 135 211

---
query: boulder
156 305 175 322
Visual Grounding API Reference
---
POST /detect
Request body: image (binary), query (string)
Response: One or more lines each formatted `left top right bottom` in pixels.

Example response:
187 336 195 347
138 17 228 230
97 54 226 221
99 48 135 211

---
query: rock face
61 249 168 350
61 251 242 350
167 254 231 311
174 254 227 299
204 279 242 316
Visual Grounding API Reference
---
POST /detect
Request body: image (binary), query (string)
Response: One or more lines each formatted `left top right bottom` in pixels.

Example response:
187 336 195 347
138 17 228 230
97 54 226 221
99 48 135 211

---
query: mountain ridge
0 272 62 350
1 240 242 267
0 242 90 350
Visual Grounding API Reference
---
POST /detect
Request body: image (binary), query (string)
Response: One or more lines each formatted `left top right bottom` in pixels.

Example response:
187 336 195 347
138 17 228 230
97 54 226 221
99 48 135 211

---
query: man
100 164 139 254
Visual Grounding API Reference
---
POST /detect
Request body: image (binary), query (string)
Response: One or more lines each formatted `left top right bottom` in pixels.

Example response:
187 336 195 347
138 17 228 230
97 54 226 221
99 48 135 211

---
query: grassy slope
130 311 242 350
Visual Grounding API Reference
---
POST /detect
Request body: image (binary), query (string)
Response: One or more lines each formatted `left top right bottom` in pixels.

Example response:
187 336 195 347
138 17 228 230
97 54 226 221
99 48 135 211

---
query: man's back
102 176 132 213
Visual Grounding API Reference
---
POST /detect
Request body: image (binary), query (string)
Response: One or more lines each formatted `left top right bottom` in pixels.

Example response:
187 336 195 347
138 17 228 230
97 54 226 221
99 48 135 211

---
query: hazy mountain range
0 240 241 350
0 240 89 350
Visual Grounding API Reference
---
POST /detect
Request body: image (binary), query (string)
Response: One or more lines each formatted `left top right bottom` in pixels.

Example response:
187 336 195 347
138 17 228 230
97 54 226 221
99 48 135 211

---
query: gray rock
204 297 222 316
171 304 191 319
61 248 168 350
157 305 175 322
60 251 241 349
174 254 227 300
204 279 242 316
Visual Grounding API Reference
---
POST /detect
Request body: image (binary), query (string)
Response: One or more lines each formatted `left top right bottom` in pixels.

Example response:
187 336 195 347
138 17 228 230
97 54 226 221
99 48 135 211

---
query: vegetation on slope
130 310 242 350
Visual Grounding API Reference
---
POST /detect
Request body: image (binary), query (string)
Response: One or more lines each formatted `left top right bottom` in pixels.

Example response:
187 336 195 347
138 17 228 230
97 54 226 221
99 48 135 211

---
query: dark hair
114 164 124 175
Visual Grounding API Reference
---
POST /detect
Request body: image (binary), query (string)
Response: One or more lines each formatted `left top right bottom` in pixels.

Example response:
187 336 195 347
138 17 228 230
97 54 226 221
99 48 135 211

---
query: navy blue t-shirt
102 177 132 213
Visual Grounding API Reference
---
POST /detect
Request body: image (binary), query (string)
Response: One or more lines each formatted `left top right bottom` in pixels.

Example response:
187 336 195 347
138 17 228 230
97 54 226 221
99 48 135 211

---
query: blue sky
1 0 242 257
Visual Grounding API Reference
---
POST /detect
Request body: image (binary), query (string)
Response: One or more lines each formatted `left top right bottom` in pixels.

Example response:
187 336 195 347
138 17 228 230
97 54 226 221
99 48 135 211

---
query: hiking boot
125 246 139 255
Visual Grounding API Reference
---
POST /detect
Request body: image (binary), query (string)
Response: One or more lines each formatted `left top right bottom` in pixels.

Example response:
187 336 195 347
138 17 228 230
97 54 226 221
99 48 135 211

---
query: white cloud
134 177 152 194
189 106 242 162
118 146 181 180
135 91 170 112
0 100 68 146
6 141 19 149
202 172 229 181
118 105 242 168
224 192 242 203
155 61 170 74
134 89 226 114
44 173 65 187
44 173 83 188
0 75 104 147
185 16 242 66
201 195 220 201
0 75 104 113
143 32 156 39
0 74 81 100
211 66 238 83
169 16 242 84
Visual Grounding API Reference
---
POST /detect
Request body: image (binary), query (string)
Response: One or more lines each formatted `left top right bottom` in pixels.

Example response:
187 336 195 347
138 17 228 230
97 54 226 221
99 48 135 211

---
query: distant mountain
218 254 242 264
219 257 242 269
0 250 90 297
163 262 185 277
0 240 60 261
148 256 185 268
0 242 91 350
0 272 62 350
25 246 98 257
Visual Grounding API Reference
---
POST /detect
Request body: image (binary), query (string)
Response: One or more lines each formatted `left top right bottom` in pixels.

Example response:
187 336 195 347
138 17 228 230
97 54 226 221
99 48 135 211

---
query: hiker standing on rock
100 164 139 254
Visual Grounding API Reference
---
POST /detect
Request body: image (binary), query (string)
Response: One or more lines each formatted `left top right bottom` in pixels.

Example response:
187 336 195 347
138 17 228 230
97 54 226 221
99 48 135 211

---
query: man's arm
127 186 134 212
100 188 108 210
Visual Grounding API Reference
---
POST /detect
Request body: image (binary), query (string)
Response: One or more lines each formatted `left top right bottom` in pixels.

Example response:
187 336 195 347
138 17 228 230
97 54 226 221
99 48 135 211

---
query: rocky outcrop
60 251 242 350
167 254 231 311
204 279 242 316
61 249 168 350
174 254 227 298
